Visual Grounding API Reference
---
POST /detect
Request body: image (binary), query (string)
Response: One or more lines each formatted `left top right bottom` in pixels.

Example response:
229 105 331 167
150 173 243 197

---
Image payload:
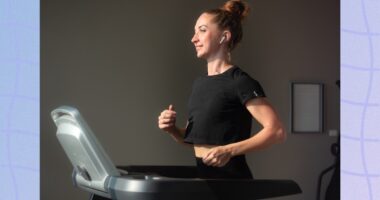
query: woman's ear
223 30 232 43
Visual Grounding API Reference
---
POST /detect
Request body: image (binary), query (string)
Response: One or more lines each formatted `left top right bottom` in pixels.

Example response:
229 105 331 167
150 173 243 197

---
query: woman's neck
206 52 232 76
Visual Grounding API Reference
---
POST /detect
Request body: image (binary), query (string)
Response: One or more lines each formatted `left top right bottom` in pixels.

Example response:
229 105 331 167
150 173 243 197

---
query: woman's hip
195 155 253 179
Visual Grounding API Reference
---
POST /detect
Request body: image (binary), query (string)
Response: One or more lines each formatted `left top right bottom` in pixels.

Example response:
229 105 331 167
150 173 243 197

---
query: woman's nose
191 33 198 44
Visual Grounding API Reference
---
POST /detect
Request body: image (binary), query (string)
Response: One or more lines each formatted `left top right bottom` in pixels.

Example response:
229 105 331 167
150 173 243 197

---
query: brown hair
205 0 250 50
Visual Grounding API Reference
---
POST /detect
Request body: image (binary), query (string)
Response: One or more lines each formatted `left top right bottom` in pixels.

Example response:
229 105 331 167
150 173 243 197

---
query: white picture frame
290 82 324 133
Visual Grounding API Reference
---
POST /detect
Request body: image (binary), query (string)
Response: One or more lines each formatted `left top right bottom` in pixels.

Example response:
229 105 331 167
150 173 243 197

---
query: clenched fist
158 104 177 134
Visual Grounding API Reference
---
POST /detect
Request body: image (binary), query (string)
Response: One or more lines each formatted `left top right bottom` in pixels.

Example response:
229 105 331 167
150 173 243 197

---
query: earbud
219 36 226 44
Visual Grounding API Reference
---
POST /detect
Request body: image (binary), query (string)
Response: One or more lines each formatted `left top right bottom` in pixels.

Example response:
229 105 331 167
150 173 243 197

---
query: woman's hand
202 146 233 167
158 104 177 134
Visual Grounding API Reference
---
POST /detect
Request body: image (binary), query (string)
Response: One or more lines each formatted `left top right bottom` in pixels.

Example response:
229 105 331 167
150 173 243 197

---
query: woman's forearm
226 125 286 156
168 126 192 146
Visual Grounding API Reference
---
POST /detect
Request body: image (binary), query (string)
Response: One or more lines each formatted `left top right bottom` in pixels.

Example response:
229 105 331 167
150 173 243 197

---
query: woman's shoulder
231 66 266 102
230 66 259 83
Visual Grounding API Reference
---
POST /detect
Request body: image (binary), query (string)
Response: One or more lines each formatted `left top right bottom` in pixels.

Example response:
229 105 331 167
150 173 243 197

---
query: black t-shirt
183 66 266 145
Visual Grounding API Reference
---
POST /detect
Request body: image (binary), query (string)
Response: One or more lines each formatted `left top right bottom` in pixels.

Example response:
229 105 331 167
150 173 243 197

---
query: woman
158 0 286 179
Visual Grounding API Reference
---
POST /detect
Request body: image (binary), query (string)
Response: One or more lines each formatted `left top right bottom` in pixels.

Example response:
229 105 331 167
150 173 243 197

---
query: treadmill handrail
51 106 120 195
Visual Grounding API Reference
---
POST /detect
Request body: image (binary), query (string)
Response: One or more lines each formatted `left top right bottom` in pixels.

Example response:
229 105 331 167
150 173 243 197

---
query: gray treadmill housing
51 106 120 198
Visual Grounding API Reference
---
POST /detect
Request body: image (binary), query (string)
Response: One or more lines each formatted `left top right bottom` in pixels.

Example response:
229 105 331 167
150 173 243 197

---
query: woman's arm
167 124 193 147
167 123 187 143
203 98 286 166
158 105 192 146
226 97 286 156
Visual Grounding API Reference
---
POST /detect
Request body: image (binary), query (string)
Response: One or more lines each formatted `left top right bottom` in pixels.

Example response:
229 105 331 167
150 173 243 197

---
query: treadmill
51 106 302 200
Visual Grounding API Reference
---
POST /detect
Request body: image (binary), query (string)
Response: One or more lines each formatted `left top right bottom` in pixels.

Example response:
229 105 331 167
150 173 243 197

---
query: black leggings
196 155 253 179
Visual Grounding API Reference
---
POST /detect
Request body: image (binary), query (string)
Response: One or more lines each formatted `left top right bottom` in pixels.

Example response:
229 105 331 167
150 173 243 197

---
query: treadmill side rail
106 175 302 200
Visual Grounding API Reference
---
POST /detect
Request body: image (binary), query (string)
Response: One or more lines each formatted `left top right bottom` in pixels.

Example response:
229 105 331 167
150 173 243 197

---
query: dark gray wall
41 0 339 199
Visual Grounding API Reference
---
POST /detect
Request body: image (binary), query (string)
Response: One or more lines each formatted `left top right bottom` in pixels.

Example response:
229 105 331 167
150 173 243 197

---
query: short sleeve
236 75 266 105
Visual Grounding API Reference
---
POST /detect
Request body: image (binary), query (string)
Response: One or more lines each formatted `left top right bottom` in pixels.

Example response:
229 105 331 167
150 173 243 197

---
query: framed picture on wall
290 82 324 133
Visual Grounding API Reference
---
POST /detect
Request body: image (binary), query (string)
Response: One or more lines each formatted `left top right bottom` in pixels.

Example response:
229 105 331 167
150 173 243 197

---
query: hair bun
221 0 250 21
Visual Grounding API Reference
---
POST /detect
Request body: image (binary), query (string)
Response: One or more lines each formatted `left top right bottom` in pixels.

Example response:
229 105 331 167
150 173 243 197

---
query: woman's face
191 13 224 59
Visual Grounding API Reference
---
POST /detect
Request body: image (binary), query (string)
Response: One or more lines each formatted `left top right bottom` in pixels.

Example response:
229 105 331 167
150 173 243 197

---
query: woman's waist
193 144 219 158
193 143 248 159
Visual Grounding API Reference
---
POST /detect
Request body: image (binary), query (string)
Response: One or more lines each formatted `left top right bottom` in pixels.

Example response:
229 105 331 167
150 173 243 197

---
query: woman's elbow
274 126 287 143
